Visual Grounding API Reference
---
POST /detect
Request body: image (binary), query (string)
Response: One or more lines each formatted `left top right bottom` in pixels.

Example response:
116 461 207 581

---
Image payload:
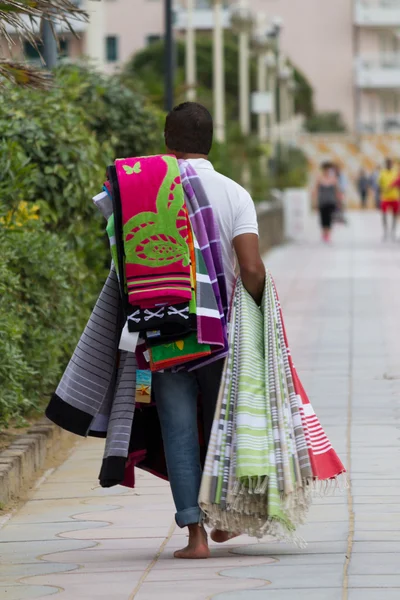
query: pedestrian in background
379 158 399 241
313 161 341 243
333 163 347 224
357 168 370 209
370 166 381 210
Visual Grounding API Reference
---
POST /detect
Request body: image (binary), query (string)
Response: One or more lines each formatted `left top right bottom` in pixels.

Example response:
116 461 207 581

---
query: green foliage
305 111 347 133
0 139 40 210
292 66 314 118
0 82 106 229
274 147 309 189
0 66 164 429
56 64 164 159
125 34 313 121
0 217 94 427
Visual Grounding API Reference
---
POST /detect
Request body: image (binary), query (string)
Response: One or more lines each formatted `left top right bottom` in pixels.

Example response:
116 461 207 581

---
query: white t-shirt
187 158 259 301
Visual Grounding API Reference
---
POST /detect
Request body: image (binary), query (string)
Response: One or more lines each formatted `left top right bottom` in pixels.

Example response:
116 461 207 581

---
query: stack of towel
96 154 228 372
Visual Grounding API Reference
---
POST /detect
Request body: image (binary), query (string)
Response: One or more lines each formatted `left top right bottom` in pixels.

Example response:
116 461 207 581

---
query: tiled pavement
1 211 400 600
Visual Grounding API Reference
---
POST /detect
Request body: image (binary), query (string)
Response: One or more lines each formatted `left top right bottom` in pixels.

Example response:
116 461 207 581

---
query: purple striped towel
178 159 229 370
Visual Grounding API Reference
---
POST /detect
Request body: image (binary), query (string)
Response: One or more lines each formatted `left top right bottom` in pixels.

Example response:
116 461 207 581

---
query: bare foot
210 528 241 544
174 524 210 559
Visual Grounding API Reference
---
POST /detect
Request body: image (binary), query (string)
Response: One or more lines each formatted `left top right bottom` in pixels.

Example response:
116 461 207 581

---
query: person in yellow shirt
379 158 400 240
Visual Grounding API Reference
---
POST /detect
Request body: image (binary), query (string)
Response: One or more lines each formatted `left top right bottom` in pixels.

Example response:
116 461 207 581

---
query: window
59 39 69 58
24 39 69 62
106 36 118 62
147 34 161 45
24 40 43 62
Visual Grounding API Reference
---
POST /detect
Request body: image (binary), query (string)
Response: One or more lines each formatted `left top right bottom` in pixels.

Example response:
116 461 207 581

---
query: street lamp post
42 19 57 69
231 1 254 136
213 0 226 143
279 63 291 146
286 75 297 145
267 16 283 175
186 0 196 101
165 0 175 112
265 51 276 142
252 14 271 176
252 14 270 145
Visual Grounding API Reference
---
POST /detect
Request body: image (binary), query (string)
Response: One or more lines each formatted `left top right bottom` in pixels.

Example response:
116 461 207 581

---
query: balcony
4 14 87 36
174 3 231 30
359 114 400 133
356 54 400 88
354 0 400 27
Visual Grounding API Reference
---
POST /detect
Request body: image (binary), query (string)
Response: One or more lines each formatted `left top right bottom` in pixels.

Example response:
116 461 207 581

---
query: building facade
3 0 400 133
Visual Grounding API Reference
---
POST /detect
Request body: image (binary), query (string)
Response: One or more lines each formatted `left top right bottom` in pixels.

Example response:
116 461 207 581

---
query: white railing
174 4 231 29
4 13 86 35
359 114 400 133
358 53 400 68
356 54 400 87
354 0 400 26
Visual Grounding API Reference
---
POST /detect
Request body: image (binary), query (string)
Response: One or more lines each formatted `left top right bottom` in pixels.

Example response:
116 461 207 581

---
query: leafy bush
0 216 95 427
274 147 309 189
0 67 166 429
0 84 107 231
305 111 347 133
56 64 164 159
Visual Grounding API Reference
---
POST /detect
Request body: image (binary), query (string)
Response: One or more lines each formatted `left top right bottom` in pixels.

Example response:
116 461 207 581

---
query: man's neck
176 153 208 160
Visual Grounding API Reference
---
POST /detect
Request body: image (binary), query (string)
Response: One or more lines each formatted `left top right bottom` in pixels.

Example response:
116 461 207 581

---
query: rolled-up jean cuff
175 506 202 528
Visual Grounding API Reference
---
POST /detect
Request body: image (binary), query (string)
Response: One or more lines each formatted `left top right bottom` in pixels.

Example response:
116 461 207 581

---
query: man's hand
233 233 266 305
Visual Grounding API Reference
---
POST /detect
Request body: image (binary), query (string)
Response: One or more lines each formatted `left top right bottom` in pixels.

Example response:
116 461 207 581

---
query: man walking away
153 102 266 559
379 158 399 240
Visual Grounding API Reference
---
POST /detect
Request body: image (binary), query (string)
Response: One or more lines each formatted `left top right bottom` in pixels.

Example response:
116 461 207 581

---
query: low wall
257 199 285 255
0 419 76 508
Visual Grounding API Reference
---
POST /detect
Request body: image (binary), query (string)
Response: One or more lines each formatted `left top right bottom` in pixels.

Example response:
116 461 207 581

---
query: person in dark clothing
357 168 370 209
313 162 341 243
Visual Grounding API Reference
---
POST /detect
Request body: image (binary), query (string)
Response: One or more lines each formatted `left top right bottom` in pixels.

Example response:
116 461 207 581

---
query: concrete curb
0 418 76 507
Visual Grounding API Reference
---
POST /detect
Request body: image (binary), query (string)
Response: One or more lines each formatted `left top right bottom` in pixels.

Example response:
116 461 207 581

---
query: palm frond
0 0 91 89
0 58 52 88
0 0 88 42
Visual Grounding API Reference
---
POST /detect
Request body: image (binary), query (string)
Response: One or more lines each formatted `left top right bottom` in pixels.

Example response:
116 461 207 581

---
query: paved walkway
2 212 400 600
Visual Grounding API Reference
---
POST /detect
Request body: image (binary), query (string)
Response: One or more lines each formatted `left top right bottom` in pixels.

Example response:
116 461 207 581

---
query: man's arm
233 233 266 305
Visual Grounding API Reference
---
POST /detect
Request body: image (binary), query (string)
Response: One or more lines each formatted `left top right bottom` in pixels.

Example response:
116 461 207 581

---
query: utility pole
270 16 283 175
165 0 174 112
186 0 196 101
42 19 57 69
238 0 251 136
213 0 225 143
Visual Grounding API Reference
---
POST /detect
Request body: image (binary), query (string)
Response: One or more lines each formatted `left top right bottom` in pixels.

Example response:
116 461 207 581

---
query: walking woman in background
313 161 341 243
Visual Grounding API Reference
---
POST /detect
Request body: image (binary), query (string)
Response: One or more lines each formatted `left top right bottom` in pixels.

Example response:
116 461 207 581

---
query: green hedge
0 68 164 429
0 218 94 427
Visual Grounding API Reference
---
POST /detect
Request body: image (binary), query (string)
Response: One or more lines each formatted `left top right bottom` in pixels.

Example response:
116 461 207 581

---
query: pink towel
116 155 192 308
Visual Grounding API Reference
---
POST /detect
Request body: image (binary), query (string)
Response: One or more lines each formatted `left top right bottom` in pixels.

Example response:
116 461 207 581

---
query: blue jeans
153 361 223 528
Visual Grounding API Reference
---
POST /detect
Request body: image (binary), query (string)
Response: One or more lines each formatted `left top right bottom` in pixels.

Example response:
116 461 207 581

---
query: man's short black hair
164 102 213 155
